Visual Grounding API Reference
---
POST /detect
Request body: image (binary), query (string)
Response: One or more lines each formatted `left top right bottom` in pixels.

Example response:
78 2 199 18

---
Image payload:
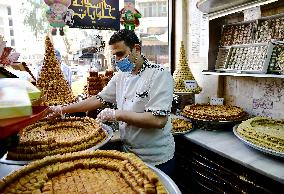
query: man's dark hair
109 29 141 49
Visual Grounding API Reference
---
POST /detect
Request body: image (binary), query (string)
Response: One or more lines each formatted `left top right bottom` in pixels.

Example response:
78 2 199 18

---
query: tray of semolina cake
0 117 113 165
233 117 284 158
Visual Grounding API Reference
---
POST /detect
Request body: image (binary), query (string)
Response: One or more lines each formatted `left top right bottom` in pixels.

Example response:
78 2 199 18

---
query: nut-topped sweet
7 117 107 160
236 117 284 153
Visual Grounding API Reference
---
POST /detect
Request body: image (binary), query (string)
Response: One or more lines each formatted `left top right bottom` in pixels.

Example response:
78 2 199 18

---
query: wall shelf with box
202 70 284 78
206 12 284 78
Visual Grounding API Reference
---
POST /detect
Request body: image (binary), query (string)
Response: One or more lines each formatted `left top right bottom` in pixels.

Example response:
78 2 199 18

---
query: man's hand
97 108 116 122
46 106 63 119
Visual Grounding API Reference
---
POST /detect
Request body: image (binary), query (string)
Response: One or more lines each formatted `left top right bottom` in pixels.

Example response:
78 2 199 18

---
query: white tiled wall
224 76 284 119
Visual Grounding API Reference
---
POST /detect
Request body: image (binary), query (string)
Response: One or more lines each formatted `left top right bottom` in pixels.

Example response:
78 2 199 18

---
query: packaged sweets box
0 78 41 119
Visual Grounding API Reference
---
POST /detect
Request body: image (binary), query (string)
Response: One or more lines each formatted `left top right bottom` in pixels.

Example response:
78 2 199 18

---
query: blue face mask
115 56 136 72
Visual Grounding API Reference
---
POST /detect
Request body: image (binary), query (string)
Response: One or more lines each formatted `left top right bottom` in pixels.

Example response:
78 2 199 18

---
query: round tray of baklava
0 121 113 166
233 117 284 158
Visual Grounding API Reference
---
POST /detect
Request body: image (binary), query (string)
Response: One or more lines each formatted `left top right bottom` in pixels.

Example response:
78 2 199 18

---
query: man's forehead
110 41 128 52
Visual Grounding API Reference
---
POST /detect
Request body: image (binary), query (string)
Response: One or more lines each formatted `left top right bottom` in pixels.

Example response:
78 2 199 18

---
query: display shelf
202 70 284 78
197 0 278 20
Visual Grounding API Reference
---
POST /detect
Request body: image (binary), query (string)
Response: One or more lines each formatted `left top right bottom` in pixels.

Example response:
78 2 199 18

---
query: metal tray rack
233 125 284 158
0 124 113 165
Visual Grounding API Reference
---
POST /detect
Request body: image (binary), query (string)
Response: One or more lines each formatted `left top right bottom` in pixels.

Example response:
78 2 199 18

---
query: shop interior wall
174 0 219 104
210 2 284 119
175 0 284 119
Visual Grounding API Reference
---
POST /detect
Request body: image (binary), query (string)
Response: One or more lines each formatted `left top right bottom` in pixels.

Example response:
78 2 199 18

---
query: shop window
7 6 11 15
10 29 14 36
0 27 4 35
136 0 169 69
11 39 15 46
9 19 13 26
0 17 4 26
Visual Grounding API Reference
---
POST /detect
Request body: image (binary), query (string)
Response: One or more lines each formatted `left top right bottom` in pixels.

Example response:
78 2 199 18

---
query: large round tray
182 113 245 131
0 124 113 165
147 164 182 194
233 125 284 158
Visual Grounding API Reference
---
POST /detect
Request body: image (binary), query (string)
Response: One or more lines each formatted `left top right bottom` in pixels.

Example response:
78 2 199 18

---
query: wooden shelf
202 71 284 78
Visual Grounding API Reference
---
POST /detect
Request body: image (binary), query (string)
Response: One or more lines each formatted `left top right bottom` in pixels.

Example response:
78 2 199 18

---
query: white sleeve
145 69 173 116
96 73 117 105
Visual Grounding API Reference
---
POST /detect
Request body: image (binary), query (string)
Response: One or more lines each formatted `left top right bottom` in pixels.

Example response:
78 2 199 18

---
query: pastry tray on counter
181 113 246 131
0 124 113 165
233 125 284 158
171 115 194 135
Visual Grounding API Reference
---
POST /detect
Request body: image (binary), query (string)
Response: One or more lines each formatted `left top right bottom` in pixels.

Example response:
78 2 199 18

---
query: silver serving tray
233 125 284 158
147 163 182 194
0 124 113 165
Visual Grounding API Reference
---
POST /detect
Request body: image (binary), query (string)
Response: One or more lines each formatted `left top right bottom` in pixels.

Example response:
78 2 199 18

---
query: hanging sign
68 0 120 30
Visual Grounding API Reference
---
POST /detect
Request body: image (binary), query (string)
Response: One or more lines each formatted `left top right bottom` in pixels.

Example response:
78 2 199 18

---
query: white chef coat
97 60 175 165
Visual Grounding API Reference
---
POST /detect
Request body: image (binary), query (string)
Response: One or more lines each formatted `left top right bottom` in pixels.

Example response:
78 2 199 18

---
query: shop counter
172 129 284 193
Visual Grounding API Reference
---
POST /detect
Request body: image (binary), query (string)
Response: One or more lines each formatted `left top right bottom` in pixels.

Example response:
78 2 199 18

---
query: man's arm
115 110 168 129
61 96 103 114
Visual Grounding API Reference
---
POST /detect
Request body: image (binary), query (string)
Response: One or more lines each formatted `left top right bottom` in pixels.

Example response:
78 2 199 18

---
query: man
55 50 72 87
48 29 175 175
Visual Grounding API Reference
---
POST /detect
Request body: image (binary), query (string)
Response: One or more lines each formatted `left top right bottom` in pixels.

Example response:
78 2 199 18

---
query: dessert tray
0 124 113 165
0 150 175 194
171 115 194 135
182 114 246 131
233 117 284 158
233 125 284 158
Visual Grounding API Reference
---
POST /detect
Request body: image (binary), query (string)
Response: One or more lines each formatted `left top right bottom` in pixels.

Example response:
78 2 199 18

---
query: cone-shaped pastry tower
36 36 74 106
173 41 202 94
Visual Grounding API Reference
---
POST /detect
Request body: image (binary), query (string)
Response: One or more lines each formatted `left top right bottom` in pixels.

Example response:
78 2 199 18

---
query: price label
184 80 197 89
210 97 224 105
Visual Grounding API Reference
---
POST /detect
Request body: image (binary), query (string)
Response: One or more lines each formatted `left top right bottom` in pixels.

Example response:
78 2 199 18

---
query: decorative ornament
120 0 141 30
173 41 202 94
44 0 73 36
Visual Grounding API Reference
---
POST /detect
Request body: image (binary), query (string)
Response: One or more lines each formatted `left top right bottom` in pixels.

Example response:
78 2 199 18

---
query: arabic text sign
69 0 120 30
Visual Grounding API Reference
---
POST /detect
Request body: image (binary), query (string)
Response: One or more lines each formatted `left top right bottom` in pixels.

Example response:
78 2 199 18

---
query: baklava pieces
171 118 192 133
7 117 107 160
0 150 167 194
36 36 75 106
